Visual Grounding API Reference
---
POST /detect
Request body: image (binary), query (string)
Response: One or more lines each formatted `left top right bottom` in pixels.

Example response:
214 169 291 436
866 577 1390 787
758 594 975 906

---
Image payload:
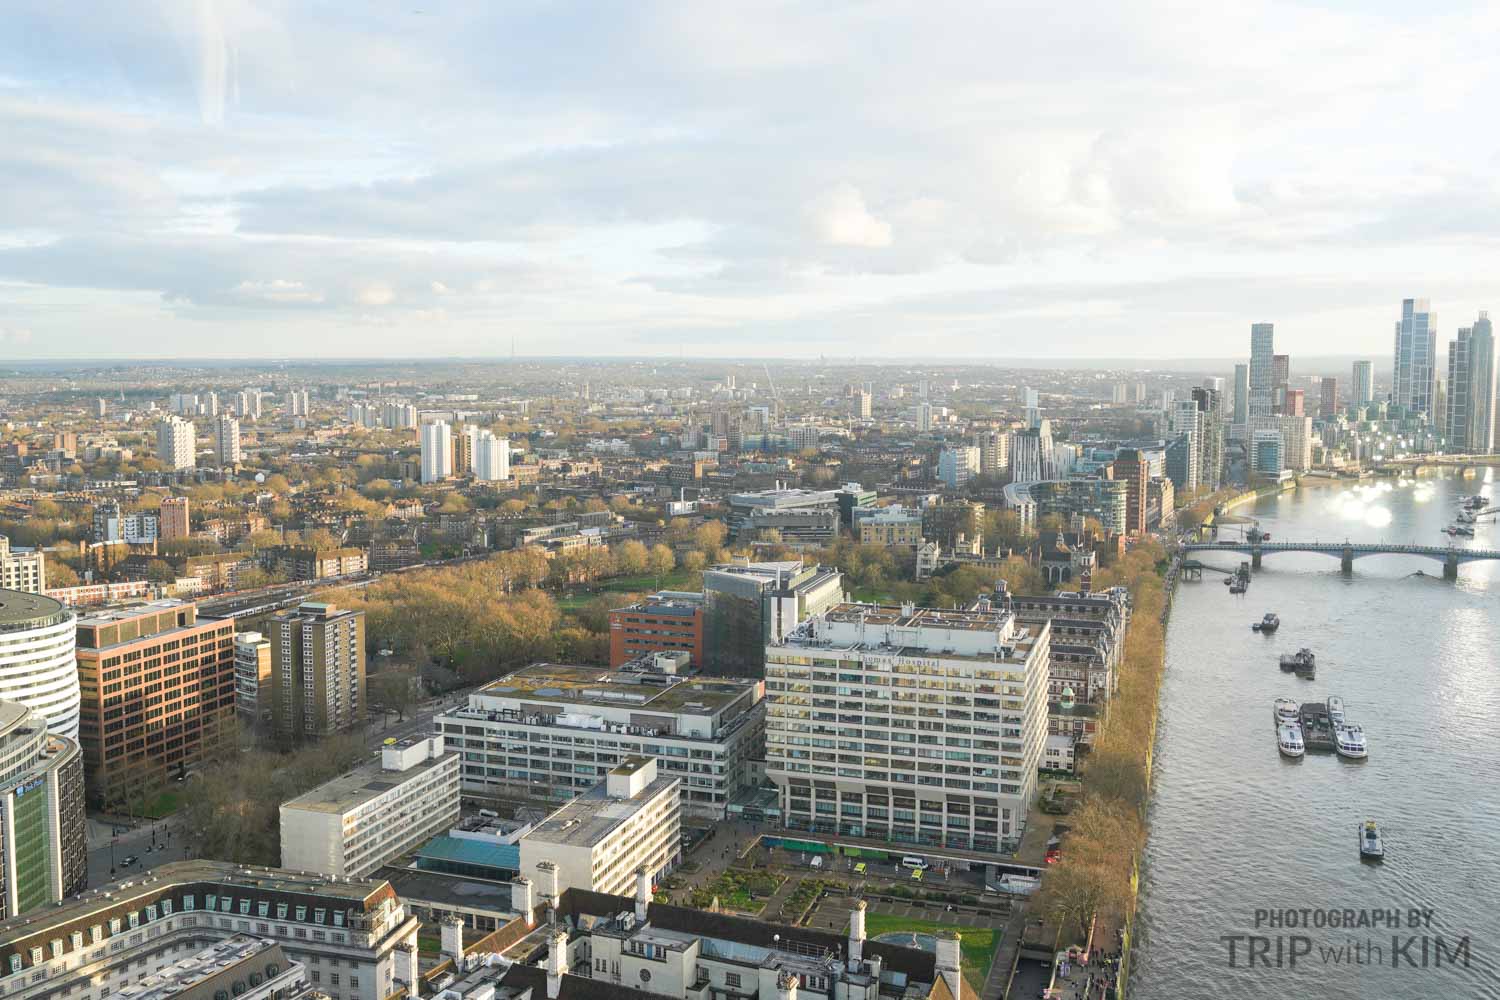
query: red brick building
607 593 705 668
74 600 236 808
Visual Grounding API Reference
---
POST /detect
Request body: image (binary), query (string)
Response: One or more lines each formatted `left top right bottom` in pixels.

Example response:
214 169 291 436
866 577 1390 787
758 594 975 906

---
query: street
85 815 189 888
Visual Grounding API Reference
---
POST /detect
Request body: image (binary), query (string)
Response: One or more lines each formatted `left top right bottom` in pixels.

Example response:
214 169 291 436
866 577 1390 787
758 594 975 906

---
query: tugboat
1359 820 1384 860
1252 612 1280 633
1277 723 1305 758
1279 648 1316 677
1336 724 1369 759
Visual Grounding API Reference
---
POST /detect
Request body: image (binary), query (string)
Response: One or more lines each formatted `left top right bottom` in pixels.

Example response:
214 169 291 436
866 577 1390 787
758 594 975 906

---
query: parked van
995 875 1039 896
901 856 929 870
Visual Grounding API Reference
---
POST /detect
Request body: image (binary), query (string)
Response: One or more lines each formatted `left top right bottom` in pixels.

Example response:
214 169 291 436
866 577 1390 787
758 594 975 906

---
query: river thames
1132 473 1500 999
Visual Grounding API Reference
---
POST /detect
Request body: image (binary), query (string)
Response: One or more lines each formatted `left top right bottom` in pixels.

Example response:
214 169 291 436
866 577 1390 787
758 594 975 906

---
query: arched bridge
1182 540 1500 579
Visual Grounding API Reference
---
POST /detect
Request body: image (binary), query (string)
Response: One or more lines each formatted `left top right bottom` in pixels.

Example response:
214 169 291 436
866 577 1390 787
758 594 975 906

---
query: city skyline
3 4 1500 359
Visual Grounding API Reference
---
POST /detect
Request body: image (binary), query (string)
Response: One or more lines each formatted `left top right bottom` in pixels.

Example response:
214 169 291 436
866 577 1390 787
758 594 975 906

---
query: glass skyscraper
1392 298 1437 415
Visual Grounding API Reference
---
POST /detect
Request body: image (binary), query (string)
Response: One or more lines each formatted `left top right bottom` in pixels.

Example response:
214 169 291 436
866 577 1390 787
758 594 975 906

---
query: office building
1251 428 1284 475
74 600 236 808
856 390 872 419
452 424 478 475
105 936 308 1000
215 414 242 465
1319 377 1340 420
264 545 368 581
156 417 196 471
1283 388 1304 417
1026 479 1129 535
474 430 511 481
169 394 198 417
1113 448 1151 534
266 602 366 745
1249 323 1275 419
92 501 159 544
1232 363 1250 425
915 402 933 432
0 591 79 740
0 701 86 919
0 861 422 1000
701 561 844 676
608 593 705 668
280 735 460 879
1353 360 1374 405
434 662 764 816
724 489 838 541
234 631 272 724
1446 314 1495 454
0 537 45 594
420 421 453 484
159 496 190 542
833 483 878 529
1190 384 1224 490
1393 298 1437 415
765 599 1050 852
518 756 680 897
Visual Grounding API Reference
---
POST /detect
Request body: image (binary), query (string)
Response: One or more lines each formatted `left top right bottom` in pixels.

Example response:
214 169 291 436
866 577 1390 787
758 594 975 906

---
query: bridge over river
1182 540 1500 579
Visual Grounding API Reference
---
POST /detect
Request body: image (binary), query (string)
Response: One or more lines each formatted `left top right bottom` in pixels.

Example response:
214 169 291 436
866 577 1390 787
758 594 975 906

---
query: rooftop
0 588 67 629
114 936 291 1000
472 663 757 716
526 772 679 849
820 602 1011 633
282 743 456 815
76 598 191 628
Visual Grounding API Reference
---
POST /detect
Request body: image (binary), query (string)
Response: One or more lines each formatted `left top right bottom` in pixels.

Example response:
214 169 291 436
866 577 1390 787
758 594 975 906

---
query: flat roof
820 601 1010 633
282 748 456 815
475 663 756 715
0 588 66 628
526 772 680 848
76 599 192 628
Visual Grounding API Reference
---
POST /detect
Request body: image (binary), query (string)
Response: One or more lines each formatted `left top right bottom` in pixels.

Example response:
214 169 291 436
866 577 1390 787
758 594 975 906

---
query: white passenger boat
1335 724 1368 759
1277 724 1305 758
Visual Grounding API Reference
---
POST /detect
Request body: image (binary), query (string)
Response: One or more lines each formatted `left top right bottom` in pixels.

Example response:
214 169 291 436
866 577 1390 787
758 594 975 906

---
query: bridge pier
1444 554 1459 581
1251 548 1261 570
1340 547 1353 575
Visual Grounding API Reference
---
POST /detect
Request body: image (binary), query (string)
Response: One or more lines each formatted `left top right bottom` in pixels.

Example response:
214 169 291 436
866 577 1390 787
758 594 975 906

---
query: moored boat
1336 724 1368 759
1327 696 1345 726
1279 648 1316 677
1273 697 1300 726
1277 724 1305 758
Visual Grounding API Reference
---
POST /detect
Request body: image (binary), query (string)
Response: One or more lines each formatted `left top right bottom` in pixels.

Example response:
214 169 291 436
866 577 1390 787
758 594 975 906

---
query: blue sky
2 1 1498 360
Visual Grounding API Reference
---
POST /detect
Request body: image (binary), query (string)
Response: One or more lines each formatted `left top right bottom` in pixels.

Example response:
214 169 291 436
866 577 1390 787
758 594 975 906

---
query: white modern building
0 538 44 594
234 631 271 723
764 599 1050 854
0 591 80 741
474 430 511 482
420 421 453 484
280 735 461 879
518 756 680 898
216 414 242 465
435 662 765 817
156 417 196 471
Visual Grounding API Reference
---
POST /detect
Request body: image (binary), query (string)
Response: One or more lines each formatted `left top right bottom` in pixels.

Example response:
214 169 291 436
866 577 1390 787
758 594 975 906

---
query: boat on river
1277 724 1305 758
1273 698 1300 726
1279 648 1316 677
1336 724 1368 759
1327 696 1345 725
1252 612 1280 633
1359 820 1384 860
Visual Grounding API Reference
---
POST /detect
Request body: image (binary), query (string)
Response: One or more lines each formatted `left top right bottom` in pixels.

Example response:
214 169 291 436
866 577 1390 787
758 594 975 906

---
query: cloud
807 183 893 249
0 327 35 344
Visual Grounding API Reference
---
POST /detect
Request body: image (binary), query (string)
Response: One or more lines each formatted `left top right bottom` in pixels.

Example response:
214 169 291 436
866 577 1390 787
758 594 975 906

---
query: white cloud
807 183 893 249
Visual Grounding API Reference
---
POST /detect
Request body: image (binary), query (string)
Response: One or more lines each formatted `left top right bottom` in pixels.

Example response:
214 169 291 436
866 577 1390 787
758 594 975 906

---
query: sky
2 1 1499 361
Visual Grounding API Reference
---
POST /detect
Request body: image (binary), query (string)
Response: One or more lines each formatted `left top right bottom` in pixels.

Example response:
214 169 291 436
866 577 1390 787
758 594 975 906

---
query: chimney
440 914 465 966
536 860 560 922
546 927 569 1000
935 932 962 999
848 900 866 967
635 867 652 922
513 875 535 925
776 969 799 1000
394 941 418 988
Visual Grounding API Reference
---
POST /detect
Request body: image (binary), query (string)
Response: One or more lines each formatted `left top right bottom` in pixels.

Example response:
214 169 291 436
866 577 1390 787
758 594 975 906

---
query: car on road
121 855 138 867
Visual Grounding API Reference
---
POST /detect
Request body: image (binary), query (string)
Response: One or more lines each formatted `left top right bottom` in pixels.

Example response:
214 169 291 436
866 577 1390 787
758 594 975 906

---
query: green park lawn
862 912 999 990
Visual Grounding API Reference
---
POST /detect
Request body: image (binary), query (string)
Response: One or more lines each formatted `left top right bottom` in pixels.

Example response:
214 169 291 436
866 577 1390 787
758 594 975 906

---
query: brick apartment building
607 593 705 668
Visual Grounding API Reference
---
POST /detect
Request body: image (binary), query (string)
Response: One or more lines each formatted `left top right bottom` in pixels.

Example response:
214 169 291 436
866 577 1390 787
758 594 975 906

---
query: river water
1132 472 1500 999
